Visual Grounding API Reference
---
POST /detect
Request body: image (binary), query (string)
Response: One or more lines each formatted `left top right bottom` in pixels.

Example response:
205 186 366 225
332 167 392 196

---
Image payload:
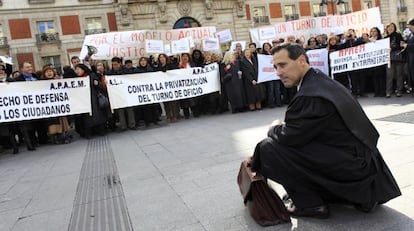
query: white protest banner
257 54 279 83
250 7 382 44
0 77 91 123
259 27 277 40
0 56 13 65
79 27 216 60
215 29 232 43
307 48 329 76
329 38 390 74
171 38 190 54
145 39 164 54
202 38 220 51
106 63 220 109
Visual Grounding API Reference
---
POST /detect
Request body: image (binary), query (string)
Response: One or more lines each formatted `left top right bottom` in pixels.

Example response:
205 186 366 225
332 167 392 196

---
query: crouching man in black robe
249 43 401 219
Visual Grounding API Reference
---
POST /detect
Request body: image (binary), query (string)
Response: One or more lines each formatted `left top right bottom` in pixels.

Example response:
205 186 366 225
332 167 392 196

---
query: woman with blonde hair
221 51 246 113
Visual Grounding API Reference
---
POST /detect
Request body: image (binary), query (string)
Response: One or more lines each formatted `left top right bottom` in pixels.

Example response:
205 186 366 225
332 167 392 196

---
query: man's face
112 61 121 70
21 63 33 75
273 49 305 88
71 58 80 66
125 62 133 68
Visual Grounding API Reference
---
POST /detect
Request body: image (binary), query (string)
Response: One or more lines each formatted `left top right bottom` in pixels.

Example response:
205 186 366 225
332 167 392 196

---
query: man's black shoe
286 203 330 219
355 202 378 213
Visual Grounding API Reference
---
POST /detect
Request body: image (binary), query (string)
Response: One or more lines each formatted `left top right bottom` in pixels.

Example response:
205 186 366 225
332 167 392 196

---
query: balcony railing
314 12 327 17
0 37 8 48
253 16 270 25
85 28 107 35
339 10 352 15
36 32 60 44
398 6 407 13
285 14 299 21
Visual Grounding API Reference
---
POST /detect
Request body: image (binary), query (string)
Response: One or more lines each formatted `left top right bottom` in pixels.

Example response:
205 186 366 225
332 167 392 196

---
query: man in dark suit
249 43 401 219
7 62 39 150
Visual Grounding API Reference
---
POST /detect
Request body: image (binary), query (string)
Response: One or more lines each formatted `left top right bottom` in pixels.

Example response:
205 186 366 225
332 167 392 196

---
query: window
0 24 6 47
37 21 56 33
84 17 106 35
41 56 62 75
284 4 298 21
397 0 407 12
362 1 372 9
313 3 326 17
85 17 103 30
337 1 350 15
397 0 406 7
284 5 297 16
252 5 269 24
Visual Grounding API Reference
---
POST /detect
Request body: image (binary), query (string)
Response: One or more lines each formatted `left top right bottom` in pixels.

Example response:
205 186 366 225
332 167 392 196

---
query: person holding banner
40 66 71 144
74 64 107 138
156 54 180 123
0 64 19 154
367 27 386 98
249 43 401 219
262 42 282 108
135 57 161 126
339 29 366 97
179 53 197 119
106 57 136 131
8 62 38 151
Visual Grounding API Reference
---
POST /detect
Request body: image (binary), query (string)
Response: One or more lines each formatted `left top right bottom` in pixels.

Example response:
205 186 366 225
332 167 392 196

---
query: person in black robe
249 43 401 219
239 49 264 111
402 17 414 96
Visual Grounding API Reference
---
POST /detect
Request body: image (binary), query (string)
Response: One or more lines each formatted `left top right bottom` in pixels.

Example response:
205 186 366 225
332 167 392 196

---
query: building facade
0 0 412 72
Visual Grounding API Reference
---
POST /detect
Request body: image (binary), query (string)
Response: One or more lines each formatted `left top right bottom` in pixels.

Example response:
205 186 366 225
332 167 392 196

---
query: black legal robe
251 68 401 208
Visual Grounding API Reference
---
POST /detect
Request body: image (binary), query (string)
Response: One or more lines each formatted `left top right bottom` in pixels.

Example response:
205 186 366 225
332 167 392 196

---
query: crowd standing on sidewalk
1 19 414 154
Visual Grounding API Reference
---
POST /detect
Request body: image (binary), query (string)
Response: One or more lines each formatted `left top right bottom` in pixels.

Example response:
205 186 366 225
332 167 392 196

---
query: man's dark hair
70 56 79 61
270 42 309 64
111 57 122 63
249 42 257 48
124 59 133 64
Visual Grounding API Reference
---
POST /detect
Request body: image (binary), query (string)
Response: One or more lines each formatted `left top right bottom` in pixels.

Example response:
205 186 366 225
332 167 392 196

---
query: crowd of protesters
1 18 414 154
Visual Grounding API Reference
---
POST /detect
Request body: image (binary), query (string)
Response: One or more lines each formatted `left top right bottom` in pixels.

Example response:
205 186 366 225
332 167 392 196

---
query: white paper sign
145 40 164 54
307 49 329 76
259 27 277 40
215 29 233 43
202 38 220 51
171 39 190 54
164 44 172 56
257 54 279 83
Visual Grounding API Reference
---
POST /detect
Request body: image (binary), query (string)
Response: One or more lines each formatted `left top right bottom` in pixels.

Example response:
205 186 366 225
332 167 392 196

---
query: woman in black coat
240 49 265 111
74 64 107 138
135 57 160 126
221 51 246 113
